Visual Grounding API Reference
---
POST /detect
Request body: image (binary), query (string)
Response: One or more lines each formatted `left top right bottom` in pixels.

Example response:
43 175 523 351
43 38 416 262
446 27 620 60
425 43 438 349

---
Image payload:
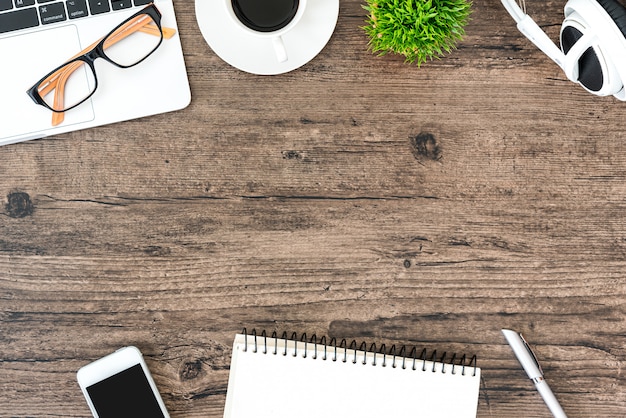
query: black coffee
232 0 300 32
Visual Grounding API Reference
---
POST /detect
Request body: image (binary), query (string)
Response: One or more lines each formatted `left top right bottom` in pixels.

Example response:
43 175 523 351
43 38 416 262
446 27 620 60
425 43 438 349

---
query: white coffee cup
225 0 307 63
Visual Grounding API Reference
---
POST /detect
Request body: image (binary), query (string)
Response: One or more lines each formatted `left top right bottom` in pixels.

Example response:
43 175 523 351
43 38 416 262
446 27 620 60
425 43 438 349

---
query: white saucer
195 0 339 75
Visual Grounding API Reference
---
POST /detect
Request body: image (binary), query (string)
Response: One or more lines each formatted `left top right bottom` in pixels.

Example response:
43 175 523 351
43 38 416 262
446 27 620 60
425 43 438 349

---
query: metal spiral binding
241 328 477 377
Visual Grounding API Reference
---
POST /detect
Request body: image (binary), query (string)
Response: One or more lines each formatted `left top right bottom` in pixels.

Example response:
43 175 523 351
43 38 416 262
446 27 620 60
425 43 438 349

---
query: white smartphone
76 346 170 418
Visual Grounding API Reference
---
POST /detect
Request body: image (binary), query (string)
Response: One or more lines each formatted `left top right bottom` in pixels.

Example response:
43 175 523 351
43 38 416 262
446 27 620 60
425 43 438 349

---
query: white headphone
501 0 626 100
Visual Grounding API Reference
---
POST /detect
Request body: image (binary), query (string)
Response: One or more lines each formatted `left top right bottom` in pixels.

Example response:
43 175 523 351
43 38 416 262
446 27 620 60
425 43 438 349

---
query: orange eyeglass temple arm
37 14 176 126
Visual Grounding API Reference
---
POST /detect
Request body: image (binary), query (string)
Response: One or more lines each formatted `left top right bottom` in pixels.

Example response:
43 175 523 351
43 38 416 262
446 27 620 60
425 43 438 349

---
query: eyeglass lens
103 14 162 67
36 12 162 112
37 60 96 112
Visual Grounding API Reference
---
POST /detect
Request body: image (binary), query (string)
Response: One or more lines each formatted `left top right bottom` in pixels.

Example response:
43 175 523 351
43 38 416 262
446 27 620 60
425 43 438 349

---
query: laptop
0 0 190 147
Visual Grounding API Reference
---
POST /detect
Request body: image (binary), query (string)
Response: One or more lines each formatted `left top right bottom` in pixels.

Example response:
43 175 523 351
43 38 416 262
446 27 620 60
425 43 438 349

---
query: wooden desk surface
2 0 626 416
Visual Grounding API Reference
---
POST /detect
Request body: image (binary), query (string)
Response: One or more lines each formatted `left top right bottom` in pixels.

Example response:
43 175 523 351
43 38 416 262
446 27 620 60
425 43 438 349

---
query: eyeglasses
27 3 176 127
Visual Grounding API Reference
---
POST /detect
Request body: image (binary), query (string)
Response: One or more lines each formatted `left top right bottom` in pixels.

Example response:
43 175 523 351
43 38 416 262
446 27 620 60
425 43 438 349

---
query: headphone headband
501 0 566 68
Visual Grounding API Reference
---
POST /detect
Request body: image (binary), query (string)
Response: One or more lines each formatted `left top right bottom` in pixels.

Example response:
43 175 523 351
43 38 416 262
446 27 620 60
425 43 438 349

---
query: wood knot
282 150 302 160
6 192 34 218
179 360 203 381
143 246 171 256
409 132 442 162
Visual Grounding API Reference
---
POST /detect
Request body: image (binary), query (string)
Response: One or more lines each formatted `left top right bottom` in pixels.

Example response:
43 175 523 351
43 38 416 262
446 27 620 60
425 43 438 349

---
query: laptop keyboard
0 0 153 34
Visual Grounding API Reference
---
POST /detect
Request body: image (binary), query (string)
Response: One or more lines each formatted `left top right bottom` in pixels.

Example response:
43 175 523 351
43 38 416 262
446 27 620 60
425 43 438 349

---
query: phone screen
86 363 166 418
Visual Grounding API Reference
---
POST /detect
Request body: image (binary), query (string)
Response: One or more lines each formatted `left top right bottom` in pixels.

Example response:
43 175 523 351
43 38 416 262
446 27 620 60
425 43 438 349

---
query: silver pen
502 329 568 418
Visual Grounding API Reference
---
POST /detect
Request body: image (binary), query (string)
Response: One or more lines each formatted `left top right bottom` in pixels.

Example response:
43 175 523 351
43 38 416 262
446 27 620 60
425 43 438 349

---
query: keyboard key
111 0 130 10
38 0 57 3
39 2 66 24
0 8 39 33
66 0 88 18
133 0 151 5
87 0 108 14
0 0 12 11
15 0 36 7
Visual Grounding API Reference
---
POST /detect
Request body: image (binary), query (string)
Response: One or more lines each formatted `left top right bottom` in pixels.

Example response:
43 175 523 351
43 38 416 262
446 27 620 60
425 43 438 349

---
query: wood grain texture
1 0 626 416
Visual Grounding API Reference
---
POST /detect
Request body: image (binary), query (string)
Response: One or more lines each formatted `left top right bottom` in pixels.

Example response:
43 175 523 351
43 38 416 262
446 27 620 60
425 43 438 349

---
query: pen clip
519 332 544 377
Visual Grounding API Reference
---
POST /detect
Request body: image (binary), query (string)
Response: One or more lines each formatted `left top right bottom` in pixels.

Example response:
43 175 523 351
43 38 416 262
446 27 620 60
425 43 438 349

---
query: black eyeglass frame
26 3 164 113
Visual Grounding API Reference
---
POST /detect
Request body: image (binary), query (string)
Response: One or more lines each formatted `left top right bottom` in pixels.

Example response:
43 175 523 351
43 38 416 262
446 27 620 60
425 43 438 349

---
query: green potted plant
363 0 472 65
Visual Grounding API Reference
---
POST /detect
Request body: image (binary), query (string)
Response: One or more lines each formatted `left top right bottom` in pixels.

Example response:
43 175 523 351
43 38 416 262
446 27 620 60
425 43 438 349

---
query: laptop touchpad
0 25 95 140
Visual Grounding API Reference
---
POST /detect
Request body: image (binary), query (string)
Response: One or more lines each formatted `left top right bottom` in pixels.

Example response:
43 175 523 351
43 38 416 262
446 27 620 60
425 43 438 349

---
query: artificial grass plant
363 0 472 65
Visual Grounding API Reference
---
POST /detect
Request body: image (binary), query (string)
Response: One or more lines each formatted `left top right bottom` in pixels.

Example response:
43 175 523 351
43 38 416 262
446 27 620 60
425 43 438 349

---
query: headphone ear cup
561 25 604 91
595 0 626 97
560 0 626 94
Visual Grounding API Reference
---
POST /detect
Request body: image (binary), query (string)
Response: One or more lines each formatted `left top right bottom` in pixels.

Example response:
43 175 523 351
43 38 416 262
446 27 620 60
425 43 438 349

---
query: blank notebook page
223 333 481 418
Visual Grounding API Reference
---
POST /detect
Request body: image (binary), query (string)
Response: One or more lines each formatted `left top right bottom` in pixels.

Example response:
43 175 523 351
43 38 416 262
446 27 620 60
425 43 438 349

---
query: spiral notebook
223 330 481 417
